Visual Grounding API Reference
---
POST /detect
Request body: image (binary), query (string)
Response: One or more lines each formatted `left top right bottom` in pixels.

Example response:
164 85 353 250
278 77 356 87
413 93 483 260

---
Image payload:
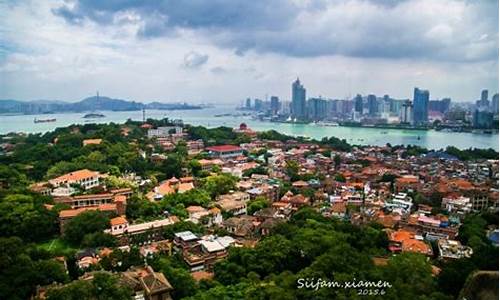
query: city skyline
0 0 498 103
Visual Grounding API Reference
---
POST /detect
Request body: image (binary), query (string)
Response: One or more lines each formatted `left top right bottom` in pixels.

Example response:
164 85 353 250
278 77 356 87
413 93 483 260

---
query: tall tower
142 107 146 123
413 87 429 125
291 77 306 120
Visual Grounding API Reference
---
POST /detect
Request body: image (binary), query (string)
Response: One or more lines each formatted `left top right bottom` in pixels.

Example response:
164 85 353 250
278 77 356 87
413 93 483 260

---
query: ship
34 118 56 123
315 121 339 127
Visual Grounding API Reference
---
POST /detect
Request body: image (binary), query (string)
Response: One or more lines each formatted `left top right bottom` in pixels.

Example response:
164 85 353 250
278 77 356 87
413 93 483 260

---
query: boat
34 118 56 123
315 121 339 127
83 113 106 119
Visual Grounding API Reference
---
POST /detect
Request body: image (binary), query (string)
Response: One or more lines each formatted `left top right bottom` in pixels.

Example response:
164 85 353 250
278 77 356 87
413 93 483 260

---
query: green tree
63 211 110 246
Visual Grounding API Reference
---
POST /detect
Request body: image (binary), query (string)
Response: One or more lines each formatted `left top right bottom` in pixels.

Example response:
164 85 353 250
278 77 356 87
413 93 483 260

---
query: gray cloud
52 0 498 62
183 51 209 69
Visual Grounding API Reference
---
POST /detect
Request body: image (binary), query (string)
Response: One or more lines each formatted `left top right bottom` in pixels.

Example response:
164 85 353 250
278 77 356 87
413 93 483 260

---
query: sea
0 105 498 151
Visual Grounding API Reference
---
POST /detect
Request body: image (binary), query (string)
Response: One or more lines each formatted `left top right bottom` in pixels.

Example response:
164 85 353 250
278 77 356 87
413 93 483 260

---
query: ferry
34 118 56 123
315 121 339 127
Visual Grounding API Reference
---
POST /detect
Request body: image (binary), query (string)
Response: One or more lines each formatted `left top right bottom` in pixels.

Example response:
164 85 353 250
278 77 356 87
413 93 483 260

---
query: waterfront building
492 93 499 114
413 87 430 125
307 97 327 121
291 78 307 120
429 98 451 114
270 96 280 115
400 100 413 124
477 89 489 108
367 94 378 116
473 108 494 128
354 94 363 114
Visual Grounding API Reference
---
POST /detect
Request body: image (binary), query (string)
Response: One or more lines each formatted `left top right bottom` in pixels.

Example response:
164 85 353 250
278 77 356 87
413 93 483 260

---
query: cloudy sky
0 0 498 103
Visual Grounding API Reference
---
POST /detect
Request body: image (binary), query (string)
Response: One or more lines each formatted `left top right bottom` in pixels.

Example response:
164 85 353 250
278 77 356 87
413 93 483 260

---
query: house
388 229 433 256
198 159 224 172
182 235 235 272
49 169 103 190
216 192 249 215
437 239 473 260
205 145 243 159
186 206 223 226
106 216 179 246
173 231 200 251
223 216 258 237
120 266 174 300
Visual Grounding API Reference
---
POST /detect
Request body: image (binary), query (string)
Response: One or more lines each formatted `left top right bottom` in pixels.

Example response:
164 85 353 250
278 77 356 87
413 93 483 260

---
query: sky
0 0 498 104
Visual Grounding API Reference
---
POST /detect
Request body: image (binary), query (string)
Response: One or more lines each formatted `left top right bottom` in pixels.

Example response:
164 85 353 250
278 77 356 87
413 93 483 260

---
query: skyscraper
481 89 488 102
367 94 378 116
413 87 429 125
245 98 252 109
270 96 280 115
291 78 307 120
307 97 327 121
492 93 499 114
477 89 490 108
354 94 363 114
400 100 413 124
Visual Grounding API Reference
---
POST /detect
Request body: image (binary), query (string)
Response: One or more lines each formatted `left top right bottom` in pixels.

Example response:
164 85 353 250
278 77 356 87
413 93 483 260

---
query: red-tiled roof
206 145 242 152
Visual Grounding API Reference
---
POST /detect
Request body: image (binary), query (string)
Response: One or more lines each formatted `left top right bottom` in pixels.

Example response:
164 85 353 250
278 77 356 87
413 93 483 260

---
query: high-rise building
307 98 327 121
367 94 378 116
254 99 263 111
400 100 413 124
413 87 429 125
270 96 280 115
492 93 499 114
481 89 488 102
354 94 363 114
429 98 451 114
291 78 307 120
473 108 494 128
477 89 490 108
245 98 252 109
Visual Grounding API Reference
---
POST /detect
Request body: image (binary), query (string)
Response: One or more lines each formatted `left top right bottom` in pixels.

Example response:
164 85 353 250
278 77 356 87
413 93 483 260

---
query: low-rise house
223 215 258 237
437 239 473 260
173 231 200 251
120 266 174 300
442 195 472 216
105 216 179 246
49 169 103 190
388 229 433 256
205 145 243 159
186 206 223 226
182 235 235 272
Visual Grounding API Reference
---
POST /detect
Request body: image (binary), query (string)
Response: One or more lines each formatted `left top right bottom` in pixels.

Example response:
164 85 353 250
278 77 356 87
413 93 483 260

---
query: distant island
0 95 203 115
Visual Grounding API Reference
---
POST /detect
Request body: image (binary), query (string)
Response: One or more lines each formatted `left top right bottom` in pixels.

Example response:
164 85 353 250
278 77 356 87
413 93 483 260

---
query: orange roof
59 203 117 218
114 195 127 202
110 216 128 226
83 139 102 146
402 239 432 255
52 169 100 183
178 182 194 193
396 176 419 184
157 182 175 195
390 230 414 243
